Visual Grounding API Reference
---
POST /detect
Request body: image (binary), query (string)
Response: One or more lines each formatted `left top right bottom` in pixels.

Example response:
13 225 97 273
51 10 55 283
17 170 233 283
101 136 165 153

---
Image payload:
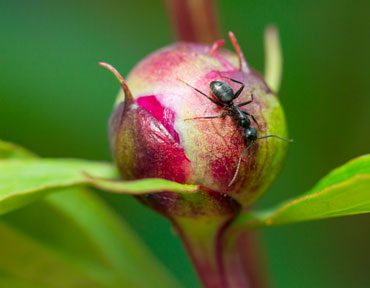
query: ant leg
177 78 223 107
221 76 245 99
228 141 254 187
242 110 260 128
184 112 227 122
222 76 244 85
258 135 293 142
231 121 240 138
238 94 254 107
233 83 245 99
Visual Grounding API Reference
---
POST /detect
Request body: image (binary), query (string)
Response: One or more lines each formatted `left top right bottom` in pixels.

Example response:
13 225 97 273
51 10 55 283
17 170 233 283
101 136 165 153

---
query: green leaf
0 158 115 215
0 158 198 216
0 218 112 288
0 140 36 159
1 189 182 288
231 154 370 229
88 174 199 194
0 140 182 288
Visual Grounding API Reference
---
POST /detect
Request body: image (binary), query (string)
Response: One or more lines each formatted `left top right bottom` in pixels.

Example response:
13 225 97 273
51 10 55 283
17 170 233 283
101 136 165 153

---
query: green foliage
0 140 36 159
0 138 369 288
0 140 369 287
231 155 370 229
1 1 368 286
2 139 370 232
0 141 181 288
0 159 115 215
0 157 198 216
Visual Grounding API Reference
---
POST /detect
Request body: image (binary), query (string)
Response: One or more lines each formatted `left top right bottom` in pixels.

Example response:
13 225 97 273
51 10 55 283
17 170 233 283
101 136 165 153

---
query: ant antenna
258 135 293 142
228 135 293 187
177 77 224 107
228 142 253 187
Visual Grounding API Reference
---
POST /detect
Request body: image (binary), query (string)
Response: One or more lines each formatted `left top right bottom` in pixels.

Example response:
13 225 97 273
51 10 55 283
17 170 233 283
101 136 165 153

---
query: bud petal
105 33 289 214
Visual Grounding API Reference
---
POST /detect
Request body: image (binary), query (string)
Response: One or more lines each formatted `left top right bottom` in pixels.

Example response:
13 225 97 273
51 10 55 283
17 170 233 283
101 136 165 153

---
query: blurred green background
1 0 369 287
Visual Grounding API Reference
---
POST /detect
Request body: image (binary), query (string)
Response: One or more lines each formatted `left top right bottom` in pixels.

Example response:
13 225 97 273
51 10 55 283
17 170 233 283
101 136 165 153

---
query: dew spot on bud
136 95 180 144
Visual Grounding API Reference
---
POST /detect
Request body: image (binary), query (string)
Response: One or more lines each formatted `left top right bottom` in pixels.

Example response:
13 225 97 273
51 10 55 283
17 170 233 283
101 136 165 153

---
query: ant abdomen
210 81 234 103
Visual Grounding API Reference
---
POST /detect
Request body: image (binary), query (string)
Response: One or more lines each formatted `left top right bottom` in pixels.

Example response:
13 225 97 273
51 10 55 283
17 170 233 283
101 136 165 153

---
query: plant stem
164 0 221 44
223 231 267 288
264 25 283 94
163 2 267 287
172 216 267 288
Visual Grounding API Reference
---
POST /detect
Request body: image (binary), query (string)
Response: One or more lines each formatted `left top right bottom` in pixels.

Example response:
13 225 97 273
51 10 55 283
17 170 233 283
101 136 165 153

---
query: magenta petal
114 105 191 184
137 95 180 144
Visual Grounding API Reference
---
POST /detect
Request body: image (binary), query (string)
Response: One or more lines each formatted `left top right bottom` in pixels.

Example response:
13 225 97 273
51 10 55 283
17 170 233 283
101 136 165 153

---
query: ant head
243 127 258 142
210 81 234 104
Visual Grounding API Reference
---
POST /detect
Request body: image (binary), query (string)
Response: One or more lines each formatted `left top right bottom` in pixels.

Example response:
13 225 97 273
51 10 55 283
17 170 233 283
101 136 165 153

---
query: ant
178 76 293 187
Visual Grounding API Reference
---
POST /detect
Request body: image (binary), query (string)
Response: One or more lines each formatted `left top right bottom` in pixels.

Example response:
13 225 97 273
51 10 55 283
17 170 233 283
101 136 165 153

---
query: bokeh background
1 0 369 287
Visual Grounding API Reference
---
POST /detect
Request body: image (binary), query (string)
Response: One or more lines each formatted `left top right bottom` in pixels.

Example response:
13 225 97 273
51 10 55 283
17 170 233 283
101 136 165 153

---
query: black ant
178 76 293 187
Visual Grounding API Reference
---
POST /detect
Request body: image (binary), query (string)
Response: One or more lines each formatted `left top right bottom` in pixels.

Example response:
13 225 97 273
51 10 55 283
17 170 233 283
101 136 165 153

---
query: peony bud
103 32 289 216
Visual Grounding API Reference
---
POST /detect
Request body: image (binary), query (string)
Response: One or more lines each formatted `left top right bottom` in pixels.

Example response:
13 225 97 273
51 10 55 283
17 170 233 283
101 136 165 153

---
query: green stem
264 25 283 93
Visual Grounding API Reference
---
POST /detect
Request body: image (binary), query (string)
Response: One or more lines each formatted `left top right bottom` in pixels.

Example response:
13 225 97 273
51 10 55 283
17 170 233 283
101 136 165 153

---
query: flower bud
104 33 288 216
